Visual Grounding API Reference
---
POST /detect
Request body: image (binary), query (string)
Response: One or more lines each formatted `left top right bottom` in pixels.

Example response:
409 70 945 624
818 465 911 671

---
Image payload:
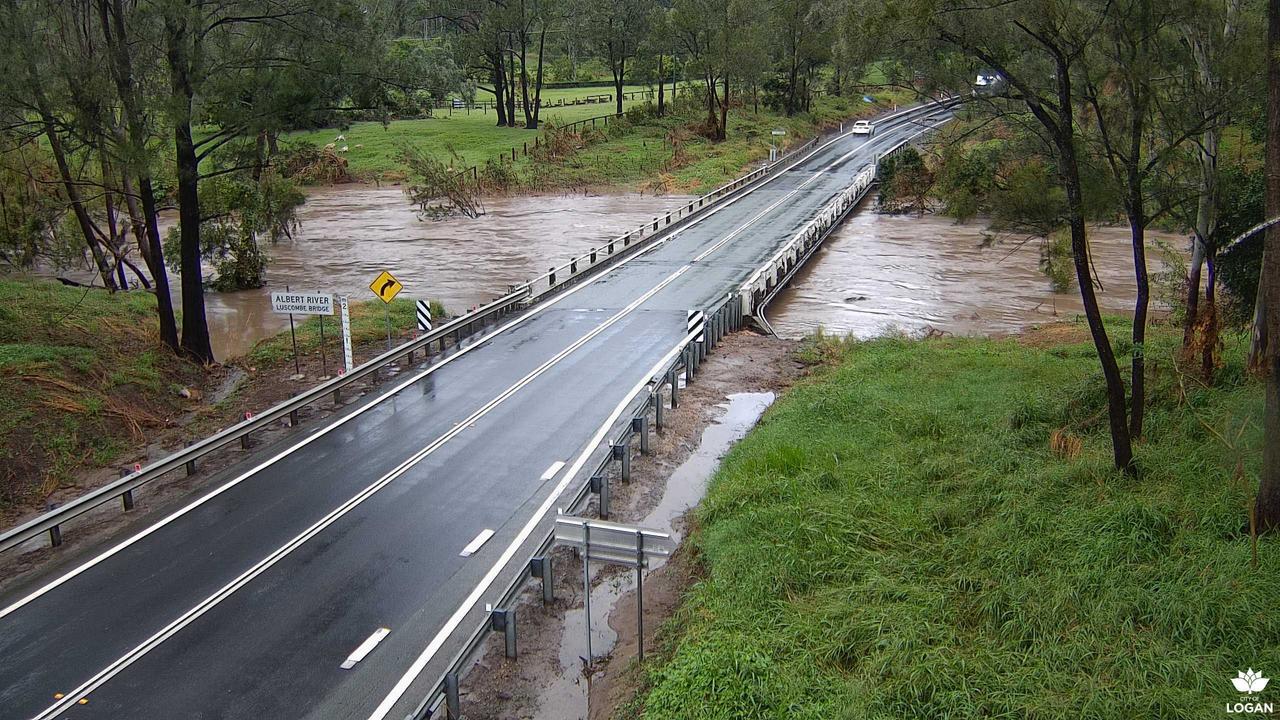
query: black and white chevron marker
687 310 706 342
415 299 433 332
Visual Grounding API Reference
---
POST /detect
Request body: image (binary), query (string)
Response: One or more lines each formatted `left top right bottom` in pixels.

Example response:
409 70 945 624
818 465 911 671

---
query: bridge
0 101 951 720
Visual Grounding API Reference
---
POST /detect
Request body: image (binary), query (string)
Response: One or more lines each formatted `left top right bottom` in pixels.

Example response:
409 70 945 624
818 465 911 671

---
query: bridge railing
401 290 746 720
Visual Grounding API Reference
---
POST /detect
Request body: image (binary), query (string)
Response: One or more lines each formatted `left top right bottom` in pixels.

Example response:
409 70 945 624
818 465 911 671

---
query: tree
912 0 1139 472
1257 0 1280 530
592 0 650 116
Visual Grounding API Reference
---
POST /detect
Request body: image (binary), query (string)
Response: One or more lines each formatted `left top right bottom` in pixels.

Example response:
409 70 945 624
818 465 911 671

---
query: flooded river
767 199 1185 339
193 186 695 358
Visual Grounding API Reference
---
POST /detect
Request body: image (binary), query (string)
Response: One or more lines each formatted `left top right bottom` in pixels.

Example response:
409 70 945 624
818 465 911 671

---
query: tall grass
636 321 1275 719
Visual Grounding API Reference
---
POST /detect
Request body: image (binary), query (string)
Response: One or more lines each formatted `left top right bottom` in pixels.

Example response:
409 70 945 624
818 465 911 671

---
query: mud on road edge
455 331 806 720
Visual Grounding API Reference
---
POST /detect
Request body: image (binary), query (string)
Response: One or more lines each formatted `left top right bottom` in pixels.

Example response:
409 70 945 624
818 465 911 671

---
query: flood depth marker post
339 296 353 374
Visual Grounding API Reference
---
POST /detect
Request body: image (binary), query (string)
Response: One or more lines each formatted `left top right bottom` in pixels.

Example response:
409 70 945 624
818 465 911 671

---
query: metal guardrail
0 287 529 556
0 115 831 559
406 291 745 720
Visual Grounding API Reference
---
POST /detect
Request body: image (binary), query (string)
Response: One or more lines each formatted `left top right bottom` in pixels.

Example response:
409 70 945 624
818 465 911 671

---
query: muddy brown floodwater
768 199 1186 339
192 187 696 358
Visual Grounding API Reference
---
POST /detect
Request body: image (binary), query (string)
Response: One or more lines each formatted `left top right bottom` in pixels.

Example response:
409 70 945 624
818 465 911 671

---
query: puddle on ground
534 391 775 719
767 198 1185 339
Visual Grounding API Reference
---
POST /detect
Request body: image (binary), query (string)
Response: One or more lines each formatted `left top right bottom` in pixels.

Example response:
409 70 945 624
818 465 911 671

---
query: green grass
0 279 202 510
285 84 679 177
632 320 1274 719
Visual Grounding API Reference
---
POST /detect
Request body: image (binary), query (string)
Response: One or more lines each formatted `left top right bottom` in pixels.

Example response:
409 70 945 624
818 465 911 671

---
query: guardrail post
665 212 671 226
531 556 554 604
490 607 517 659
570 259 577 274
185 440 196 475
49 524 62 547
652 218 658 231
633 416 649 454
549 268 556 286
333 387 342 406
590 248 597 263
612 441 630 482
241 433 252 451
608 240 615 255
445 672 460 719
591 474 610 518
118 469 135 511
653 392 664 429
670 369 679 408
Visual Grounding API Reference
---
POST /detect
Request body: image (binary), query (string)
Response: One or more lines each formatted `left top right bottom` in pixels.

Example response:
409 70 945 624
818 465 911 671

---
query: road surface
0 103 950 720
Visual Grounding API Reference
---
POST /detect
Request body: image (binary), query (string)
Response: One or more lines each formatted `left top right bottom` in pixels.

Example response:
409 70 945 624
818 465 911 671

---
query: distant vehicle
973 71 1007 97
851 120 874 136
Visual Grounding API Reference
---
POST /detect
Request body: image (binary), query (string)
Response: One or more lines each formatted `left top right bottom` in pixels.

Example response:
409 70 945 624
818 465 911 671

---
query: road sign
415 299 433 332
771 129 786 136
554 515 675 664
369 270 403 304
270 291 333 315
553 517 675 568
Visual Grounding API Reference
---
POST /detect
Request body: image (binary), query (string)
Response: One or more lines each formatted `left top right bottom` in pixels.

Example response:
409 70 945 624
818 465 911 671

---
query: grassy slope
634 321 1275 719
0 280 201 511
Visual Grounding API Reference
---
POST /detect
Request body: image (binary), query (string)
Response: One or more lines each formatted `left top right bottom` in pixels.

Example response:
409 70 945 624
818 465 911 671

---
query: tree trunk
657 54 665 116
27 74 117 290
492 47 508 127
529 26 546 130
101 0 178 351
165 10 215 364
519 29 533 128
718 73 729 141
1056 67 1135 473
614 57 625 116
506 34 517 127
1256 0 1280 531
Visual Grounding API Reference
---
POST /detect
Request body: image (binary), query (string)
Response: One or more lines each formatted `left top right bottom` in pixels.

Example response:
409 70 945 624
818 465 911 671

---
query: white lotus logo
1232 669 1269 694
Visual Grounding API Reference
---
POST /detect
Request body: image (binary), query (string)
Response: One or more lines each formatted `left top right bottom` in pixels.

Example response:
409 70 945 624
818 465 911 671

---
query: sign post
553 516 675 667
270 289 334 378
369 270 404 350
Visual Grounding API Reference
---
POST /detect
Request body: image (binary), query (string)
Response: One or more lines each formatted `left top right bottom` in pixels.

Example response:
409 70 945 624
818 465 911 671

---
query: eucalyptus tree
1258 0 1279 531
890 0 1140 472
591 0 651 116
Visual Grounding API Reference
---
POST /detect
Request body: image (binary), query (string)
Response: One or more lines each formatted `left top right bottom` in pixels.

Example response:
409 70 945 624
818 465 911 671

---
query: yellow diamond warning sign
369 270 403 304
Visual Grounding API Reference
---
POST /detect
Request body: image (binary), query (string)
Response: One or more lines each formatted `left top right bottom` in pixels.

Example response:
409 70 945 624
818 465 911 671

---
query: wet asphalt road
0 104 949 720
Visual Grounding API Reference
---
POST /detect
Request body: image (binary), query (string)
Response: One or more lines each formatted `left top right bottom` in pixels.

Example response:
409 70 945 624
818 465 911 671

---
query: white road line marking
341 628 391 670
367 327 703 720
459 529 495 558
366 113 954 720
0 101 878 623
25 246 693 720
539 461 566 482
18 105 951 720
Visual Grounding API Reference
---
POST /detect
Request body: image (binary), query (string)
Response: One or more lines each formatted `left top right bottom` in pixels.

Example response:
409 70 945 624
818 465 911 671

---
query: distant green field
285 84 693 177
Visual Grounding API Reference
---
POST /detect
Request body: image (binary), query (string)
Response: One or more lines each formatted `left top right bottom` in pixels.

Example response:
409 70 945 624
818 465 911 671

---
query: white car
851 120 874 136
